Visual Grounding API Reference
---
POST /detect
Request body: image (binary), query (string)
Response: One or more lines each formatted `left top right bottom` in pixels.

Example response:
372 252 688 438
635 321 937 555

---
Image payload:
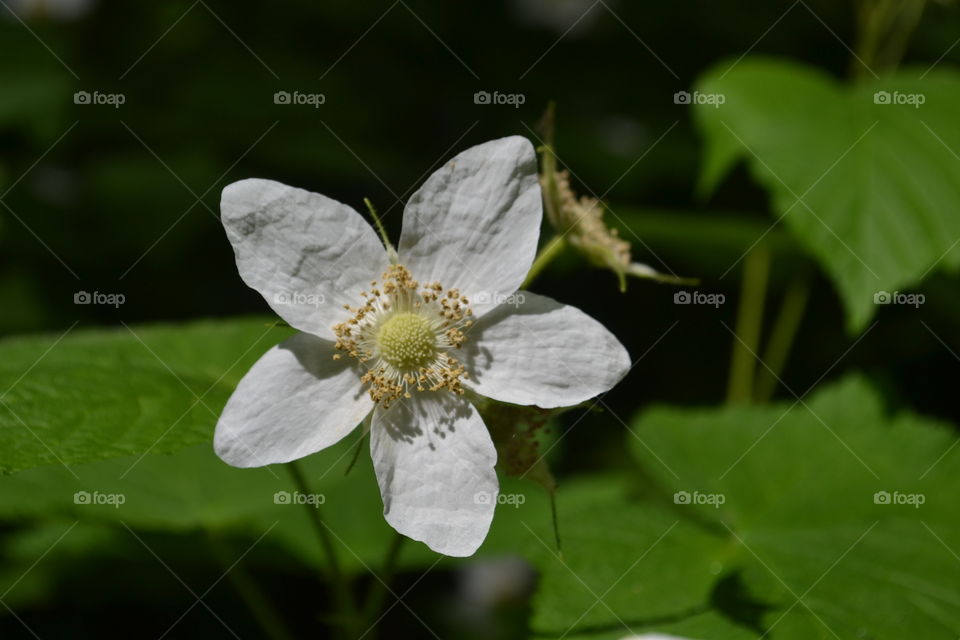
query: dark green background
2 0 959 637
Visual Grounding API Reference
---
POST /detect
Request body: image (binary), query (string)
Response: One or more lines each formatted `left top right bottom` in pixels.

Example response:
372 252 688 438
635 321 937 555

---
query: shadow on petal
280 332 366 403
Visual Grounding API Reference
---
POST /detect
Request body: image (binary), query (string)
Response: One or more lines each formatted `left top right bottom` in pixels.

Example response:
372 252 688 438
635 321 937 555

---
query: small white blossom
215 137 630 556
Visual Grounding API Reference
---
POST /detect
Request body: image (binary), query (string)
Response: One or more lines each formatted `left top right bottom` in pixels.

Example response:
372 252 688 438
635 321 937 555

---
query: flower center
332 264 473 408
377 312 437 371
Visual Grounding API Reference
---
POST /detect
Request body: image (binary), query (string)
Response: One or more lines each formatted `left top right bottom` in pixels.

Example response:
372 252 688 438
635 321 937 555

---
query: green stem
344 431 367 476
205 529 297 640
365 197 397 263
754 279 810 403
549 489 563 559
521 101 568 290
287 461 360 637
361 532 405 628
537 101 565 241
853 0 892 77
878 0 926 71
726 245 770 404
852 0 927 78
521 234 566 289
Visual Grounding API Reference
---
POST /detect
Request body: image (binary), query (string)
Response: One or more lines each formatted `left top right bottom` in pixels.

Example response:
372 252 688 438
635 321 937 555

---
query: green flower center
377 312 437 371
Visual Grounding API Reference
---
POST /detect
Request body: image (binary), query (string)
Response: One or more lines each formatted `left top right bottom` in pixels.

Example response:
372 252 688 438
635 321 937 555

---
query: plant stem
361 531 405 627
519 101 568 290
726 245 770 404
365 197 397 263
521 234 566 289
852 0 927 78
549 489 563 559
205 529 297 640
853 0 892 77
344 431 367 476
754 278 810 403
286 461 360 637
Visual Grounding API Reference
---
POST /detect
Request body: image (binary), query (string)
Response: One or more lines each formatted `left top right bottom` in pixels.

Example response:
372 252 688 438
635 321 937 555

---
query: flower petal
221 178 390 339
464 292 630 408
215 332 371 467
398 136 542 318
370 393 498 556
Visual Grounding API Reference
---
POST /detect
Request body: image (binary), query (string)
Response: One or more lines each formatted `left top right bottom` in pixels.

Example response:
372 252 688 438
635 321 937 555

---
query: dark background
2 0 959 637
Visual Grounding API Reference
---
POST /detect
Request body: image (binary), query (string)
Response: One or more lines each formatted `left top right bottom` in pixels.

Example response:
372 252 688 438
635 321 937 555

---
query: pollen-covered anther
332 264 472 408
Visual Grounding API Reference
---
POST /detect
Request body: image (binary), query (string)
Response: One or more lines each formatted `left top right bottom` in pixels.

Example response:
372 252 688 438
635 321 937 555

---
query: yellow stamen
331 264 472 408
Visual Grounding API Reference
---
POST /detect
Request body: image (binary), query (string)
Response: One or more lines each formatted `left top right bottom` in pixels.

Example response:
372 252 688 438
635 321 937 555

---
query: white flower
214 136 630 556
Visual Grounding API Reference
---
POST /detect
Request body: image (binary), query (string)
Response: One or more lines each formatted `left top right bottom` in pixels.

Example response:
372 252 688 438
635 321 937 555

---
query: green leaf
694 58 960 331
510 475 756 640
631 376 960 639
0 317 292 474
0 447 763 638
0 439 753 635
0 436 440 574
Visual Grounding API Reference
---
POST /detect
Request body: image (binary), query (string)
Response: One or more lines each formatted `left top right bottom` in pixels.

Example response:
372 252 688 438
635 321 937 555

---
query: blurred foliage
631 376 960 639
696 58 960 331
0 317 290 473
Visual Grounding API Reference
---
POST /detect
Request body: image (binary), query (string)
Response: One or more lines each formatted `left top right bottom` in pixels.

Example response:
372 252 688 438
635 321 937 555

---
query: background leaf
0 317 291 474
694 58 960 331
515 475 755 640
630 376 960 639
